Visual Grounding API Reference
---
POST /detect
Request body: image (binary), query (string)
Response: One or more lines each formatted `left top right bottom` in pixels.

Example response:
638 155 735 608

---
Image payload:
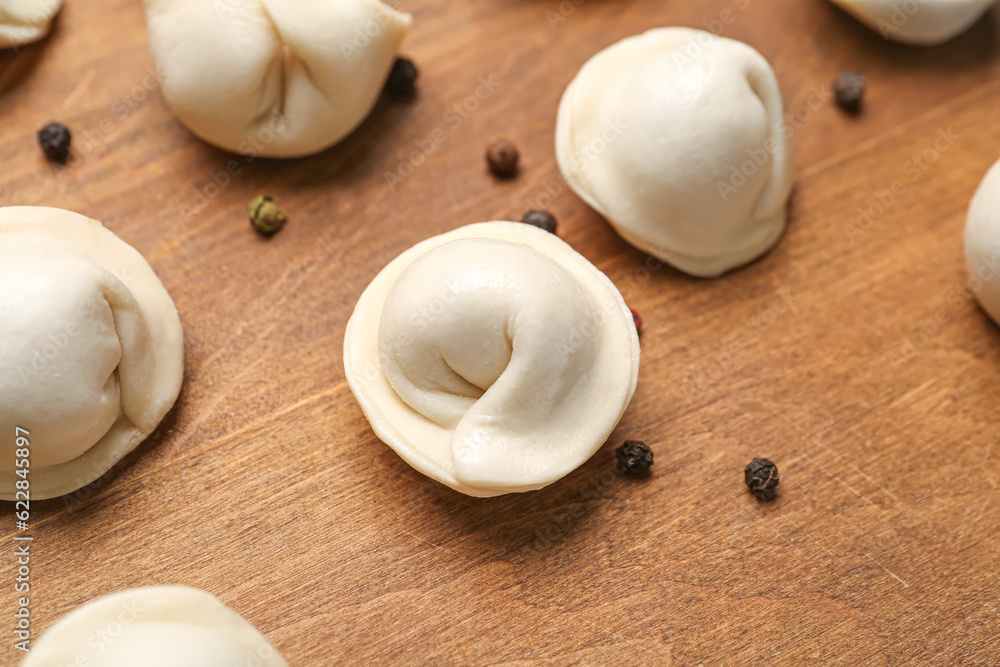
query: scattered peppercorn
615 440 654 474
630 308 642 334
486 138 519 178
744 457 780 500
833 72 865 114
248 195 287 236
521 209 557 234
385 57 418 100
38 122 72 163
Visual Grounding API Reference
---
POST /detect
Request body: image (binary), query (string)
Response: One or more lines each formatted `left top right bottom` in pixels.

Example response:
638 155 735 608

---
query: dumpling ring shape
556 28 795 278
344 222 641 497
0 207 184 501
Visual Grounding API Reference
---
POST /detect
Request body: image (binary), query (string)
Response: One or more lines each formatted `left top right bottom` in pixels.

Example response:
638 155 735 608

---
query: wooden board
2 0 999 663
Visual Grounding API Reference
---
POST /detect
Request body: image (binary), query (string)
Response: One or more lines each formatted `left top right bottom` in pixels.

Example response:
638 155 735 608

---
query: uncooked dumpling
141 0 412 157
0 207 183 500
829 0 994 45
0 0 63 48
344 222 641 497
556 28 794 278
21 586 287 667
965 158 1000 325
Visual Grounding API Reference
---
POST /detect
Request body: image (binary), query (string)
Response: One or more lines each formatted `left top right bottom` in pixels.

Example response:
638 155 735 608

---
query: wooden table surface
2 0 1000 664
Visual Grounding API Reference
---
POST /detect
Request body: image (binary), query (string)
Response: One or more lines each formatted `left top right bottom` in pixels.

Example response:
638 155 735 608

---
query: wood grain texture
2 0 1000 664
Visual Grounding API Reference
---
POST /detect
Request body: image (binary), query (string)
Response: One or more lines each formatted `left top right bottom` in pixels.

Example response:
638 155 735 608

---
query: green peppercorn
248 195 287 236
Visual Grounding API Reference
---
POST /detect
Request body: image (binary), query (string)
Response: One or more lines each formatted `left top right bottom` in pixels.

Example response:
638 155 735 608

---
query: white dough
141 0 411 157
555 28 795 278
21 586 287 667
965 158 1000 325
0 207 183 500
344 222 640 497
0 0 62 48
829 0 995 45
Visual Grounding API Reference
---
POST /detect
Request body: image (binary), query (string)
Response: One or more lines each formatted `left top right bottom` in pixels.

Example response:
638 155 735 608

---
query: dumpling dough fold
142 0 411 157
0 207 184 500
556 28 795 278
345 222 641 497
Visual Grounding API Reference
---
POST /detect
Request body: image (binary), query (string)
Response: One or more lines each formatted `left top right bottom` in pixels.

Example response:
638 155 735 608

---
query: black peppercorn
833 72 865 114
630 308 642 334
385 57 418 100
615 440 653 474
744 457 780 500
248 195 287 236
38 122 72 163
486 138 519 178
521 209 557 234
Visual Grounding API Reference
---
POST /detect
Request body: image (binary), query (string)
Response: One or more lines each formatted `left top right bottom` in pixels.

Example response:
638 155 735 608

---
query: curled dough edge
344 222 640 497
0 207 183 500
